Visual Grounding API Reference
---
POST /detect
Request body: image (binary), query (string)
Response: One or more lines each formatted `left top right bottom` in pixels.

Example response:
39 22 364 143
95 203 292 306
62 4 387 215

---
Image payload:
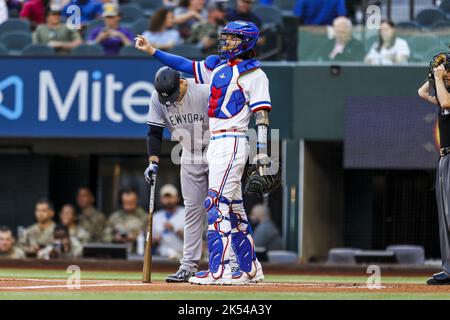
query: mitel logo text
38 70 154 123
0 75 24 120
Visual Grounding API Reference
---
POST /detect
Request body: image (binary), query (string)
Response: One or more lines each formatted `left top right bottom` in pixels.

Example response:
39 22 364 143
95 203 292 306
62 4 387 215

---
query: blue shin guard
230 207 256 273
205 190 231 276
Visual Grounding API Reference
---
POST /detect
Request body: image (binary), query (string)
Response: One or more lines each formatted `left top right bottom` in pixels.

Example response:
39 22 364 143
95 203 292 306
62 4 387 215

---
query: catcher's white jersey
193 60 272 132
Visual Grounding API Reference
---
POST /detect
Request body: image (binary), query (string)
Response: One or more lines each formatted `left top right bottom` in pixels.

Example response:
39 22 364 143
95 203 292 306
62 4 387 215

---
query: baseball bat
143 174 156 283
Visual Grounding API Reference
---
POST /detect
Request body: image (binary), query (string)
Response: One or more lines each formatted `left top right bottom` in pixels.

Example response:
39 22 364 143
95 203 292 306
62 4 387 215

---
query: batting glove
144 161 158 185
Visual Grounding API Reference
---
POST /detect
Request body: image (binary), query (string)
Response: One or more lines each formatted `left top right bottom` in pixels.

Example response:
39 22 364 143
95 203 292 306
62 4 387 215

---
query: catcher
136 20 281 285
418 49 450 285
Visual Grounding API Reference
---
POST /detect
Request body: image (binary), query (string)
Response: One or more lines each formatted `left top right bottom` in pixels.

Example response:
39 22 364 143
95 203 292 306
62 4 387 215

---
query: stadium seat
408 33 443 62
21 44 55 56
416 8 445 28
168 44 203 60
396 21 420 30
274 0 296 11
0 43 7 55
386 245 425 265
120 4 144 24
254 5 283 28
119 45 148 56
327 248 360 265
70 44 104 56
132 0 162 16
439 0 450 18
0 31 32 54
432 20 450 30
0 19 30 37
131 17 149 35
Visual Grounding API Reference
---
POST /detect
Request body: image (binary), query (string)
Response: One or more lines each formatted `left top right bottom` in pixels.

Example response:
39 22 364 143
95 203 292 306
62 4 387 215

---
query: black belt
440 147 450 157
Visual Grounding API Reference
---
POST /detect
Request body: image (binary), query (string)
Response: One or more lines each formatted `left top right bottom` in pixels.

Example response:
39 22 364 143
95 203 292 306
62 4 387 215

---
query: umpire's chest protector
208 58 261 119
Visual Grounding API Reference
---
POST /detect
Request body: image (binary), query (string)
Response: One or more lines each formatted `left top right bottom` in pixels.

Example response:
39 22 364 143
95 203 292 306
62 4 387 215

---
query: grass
0 268 444 300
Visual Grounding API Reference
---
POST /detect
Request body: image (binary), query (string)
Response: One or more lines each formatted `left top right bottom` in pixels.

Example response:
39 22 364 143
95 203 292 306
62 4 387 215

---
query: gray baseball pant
179 162 209 272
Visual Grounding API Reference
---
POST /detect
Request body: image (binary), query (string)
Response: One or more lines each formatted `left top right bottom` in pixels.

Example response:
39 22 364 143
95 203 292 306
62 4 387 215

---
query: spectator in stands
20 0 47 28
37 224 83 259
364 20 410 65
226 0 261 29
76 187 106 242
152 184 185 259
142 8 181 50
164 0 179 7
62 0 103 25
174 0 207 39
87 2 133 55
188 0 227 55
103 188 146 249
0 226 25 259
250 204 282 251
6 0 22 19
18 199 56 257
59 204 90 244
317 16 365 62
0 0 8 25
33 5 83 54
294 0 347 25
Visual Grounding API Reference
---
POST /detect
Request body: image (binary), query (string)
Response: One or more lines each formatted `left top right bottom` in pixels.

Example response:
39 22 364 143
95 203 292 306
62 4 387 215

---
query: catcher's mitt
244 159 281 196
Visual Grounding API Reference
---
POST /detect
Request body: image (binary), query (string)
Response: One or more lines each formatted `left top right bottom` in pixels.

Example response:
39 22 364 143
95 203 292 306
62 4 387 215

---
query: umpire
418 58 450 285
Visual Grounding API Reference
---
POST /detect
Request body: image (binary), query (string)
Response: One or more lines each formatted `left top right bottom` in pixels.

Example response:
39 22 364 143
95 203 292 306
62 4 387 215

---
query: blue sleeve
153 49 195 75
294 0 304 17
338 0 347 17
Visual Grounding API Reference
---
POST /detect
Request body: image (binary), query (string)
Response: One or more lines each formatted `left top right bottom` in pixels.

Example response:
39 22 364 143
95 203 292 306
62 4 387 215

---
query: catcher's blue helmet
218 21 259 60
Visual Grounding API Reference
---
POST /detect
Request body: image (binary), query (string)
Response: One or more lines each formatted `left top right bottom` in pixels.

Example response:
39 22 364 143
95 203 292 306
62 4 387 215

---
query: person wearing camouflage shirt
0 226 25 259
37 224 83 260
18 199 56 257
102 188 145 251
76 187 106 242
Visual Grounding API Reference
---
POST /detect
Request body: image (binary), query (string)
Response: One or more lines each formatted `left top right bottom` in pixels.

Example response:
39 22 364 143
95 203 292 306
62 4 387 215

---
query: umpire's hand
144 162 158 185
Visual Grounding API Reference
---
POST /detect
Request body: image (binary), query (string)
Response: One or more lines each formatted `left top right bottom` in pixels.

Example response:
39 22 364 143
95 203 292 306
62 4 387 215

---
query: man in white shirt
0 0 8 26
152 184 186 260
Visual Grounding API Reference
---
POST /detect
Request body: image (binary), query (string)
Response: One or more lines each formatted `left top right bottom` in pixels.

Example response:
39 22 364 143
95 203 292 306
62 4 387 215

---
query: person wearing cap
87 2 133 55
102 188 146 251
187 1 227 55
19 0 47 28
33 5 83 54
226 0 262 29
152 184 186 260
140 65 210 282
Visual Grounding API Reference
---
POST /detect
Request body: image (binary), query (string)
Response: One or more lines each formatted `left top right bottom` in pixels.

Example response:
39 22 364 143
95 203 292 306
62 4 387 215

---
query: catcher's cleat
166 268 196 283
188 267 233 285
231 260 264 285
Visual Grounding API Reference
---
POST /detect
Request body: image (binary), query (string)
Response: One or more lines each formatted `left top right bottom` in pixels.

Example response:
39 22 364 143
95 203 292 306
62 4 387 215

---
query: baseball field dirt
0 267 449 299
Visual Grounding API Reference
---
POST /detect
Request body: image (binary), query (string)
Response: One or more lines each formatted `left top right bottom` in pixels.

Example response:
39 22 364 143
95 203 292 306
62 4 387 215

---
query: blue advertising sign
0 58 164 138
344 96 440 169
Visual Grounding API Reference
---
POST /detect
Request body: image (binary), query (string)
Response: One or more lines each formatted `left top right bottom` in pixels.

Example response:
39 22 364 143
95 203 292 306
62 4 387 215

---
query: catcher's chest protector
208 59 262 119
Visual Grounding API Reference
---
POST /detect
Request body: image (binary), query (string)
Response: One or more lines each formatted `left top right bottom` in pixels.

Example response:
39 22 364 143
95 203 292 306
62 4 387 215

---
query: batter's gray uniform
147 78 210 272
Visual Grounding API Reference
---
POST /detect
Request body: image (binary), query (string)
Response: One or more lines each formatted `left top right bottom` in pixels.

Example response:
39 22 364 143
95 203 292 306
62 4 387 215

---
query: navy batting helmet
154 67 181 105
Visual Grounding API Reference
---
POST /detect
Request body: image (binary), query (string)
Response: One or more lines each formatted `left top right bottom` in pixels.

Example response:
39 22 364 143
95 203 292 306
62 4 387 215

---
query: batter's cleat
166 269 196 283
426 271 450 285
188 268 233 285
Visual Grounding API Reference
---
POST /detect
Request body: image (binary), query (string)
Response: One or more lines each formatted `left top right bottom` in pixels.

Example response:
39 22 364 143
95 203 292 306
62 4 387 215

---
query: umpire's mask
154 67 181 106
